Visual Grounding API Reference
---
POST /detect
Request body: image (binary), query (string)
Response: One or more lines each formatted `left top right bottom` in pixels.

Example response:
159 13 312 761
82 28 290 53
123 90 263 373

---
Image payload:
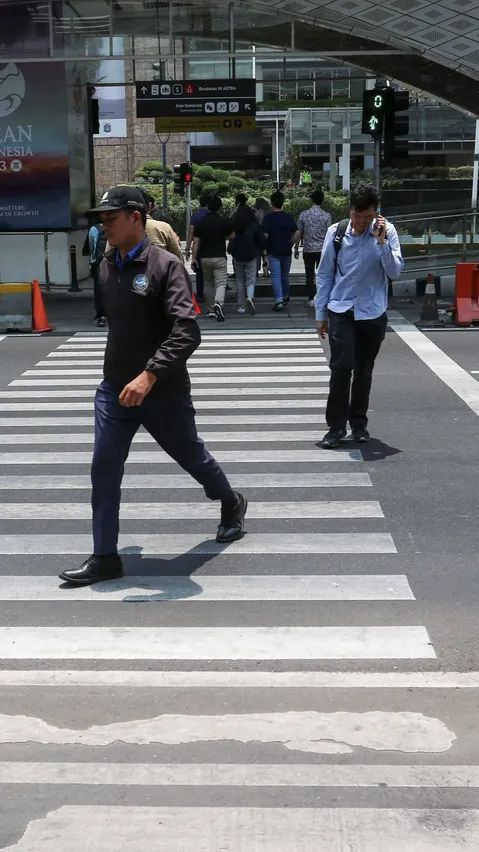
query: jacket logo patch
132 273 149 294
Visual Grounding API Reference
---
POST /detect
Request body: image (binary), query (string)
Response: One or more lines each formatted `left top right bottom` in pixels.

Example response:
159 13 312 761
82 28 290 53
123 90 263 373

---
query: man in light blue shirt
315 184 404 448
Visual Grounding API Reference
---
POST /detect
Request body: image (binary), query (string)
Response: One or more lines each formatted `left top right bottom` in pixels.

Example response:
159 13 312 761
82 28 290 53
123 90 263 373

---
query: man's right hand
316 320 328 339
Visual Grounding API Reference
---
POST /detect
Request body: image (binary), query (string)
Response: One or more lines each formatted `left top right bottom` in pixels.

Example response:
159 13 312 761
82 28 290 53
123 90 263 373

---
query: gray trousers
233 258 257 307
201 256 227 307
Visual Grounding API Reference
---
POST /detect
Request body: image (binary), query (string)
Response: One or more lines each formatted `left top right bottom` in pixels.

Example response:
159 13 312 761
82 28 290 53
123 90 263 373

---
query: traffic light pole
374 136 381 198
162 140 168 212
185 180 192 242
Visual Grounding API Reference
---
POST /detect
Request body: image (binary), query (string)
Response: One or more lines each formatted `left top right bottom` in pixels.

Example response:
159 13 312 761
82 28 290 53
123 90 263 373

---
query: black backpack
332 219 349 274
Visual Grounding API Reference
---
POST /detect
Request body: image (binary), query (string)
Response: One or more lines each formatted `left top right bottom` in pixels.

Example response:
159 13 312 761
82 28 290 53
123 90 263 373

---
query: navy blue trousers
92 380 234 555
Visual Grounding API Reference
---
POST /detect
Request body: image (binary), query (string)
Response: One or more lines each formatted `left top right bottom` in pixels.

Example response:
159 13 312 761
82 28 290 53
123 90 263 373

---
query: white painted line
0 335 5 343
54 347 323 356
0 399 326 412
0 625 432 659
0 710 452 752
0 414 324 426
72 332 317 340
23 365 329 375
0 763 475 788
470 371 479 374
0 449 362 465
0 500 383 520
0 472 372 490
0 669 474 688
390 313 479 417
11 375 331 386
0 430 326 443
3 806 478 851
41 356 327 366
0 387 328 398
0 532 395 554
0 573 408 601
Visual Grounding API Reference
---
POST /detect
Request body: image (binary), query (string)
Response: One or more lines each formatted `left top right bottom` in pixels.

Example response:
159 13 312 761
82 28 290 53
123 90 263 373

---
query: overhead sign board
136 79 256 132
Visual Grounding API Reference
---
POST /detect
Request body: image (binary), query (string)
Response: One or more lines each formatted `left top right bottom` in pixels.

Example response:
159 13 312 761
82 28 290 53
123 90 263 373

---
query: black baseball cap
87 185 146 215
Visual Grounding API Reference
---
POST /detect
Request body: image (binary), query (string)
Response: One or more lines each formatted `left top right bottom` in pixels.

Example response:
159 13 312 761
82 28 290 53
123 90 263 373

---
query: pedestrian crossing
0 328 476 851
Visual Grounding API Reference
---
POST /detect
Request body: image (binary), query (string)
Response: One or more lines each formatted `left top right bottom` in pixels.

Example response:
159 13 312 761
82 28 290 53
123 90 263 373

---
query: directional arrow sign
141 86 147 95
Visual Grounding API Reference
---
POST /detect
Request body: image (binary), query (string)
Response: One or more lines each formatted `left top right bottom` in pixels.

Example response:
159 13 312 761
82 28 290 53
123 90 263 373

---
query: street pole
275 118 280 188
374 136 381 201
186 180 192 239
472 119 479 237
162 139 168 212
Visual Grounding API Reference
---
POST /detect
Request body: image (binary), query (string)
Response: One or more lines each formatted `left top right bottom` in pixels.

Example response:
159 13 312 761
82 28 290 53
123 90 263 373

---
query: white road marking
0 573 409 602
1 763 474 787
0 532 395 554
390 313 479 417
54 347 323 356
0 472 372 489
39 356 327 366
0 335 5 343
0 413 323 425
0 670 475 688
0 625 430 659
23 365 329 375
0 387 328 398
0 448 362 464
10 375 330 385
0 499 383 519
0 710 451 752
0 396 326 409
4 806 478 852
0 429 326 443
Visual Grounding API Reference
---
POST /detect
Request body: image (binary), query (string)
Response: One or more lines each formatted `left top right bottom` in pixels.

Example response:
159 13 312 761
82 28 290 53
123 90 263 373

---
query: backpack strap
333 218 349 276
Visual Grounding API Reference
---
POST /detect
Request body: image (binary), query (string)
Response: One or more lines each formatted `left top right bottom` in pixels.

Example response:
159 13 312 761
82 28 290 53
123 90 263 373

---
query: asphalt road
0 318 479 850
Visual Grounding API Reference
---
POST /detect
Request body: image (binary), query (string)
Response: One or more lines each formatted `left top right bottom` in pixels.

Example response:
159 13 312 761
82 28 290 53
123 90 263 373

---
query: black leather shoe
59 554 124 586
351 427 370 442
216 492 248 543
320 428 347 449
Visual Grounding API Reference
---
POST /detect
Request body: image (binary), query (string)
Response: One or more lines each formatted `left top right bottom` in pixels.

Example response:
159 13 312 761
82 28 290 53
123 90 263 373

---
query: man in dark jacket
59 186 247 586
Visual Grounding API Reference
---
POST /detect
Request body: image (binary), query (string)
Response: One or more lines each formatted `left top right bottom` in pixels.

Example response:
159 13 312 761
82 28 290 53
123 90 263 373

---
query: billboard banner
0 61 72 231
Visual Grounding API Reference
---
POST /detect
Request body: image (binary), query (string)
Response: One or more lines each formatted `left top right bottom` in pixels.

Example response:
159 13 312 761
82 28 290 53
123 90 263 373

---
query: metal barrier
0 283 32 332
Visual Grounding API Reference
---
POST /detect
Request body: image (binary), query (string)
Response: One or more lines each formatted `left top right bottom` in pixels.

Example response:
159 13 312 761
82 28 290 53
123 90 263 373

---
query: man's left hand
119 371 157 407
373 215 387 245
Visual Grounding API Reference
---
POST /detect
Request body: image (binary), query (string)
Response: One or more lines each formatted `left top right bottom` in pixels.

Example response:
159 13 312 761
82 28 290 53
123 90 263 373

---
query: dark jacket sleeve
145 256 201 378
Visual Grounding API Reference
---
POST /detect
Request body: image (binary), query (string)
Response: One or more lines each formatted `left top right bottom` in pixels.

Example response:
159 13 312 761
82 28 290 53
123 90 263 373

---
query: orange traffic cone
192 293 201 315
32 279 53 333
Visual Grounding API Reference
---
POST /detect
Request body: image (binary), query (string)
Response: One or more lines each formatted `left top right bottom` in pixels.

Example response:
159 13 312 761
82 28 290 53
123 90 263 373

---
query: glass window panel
0 1 51 58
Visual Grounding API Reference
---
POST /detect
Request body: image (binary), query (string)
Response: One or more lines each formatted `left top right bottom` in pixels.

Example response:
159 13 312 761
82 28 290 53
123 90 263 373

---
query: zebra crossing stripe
23 365 329 375
0 670 473 687
39 356 327 366
0 473 372 489
0 449 362 464
0 573 409 601
0 532 395 554
53 347 323 355
0 388 329 398
1 806 477 851
0 430 327 443
0 500 384 519
0 762 474 787
10 375 331 386
2 406 326 426
11 375 331 385
0 625 432 659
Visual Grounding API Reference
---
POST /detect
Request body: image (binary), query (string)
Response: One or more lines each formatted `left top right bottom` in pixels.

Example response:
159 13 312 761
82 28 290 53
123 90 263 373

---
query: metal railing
388 209 479 276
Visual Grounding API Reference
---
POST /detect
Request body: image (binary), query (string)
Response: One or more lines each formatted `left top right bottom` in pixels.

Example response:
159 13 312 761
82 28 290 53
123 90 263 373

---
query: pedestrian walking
88 221 107 327
262 191 298 311
254 197 271 277
294 188 331 308
315 184 404 449
229 202 265 315
59 186 247 587
140 190 183 260
191 196 234 322
185 194 209 301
